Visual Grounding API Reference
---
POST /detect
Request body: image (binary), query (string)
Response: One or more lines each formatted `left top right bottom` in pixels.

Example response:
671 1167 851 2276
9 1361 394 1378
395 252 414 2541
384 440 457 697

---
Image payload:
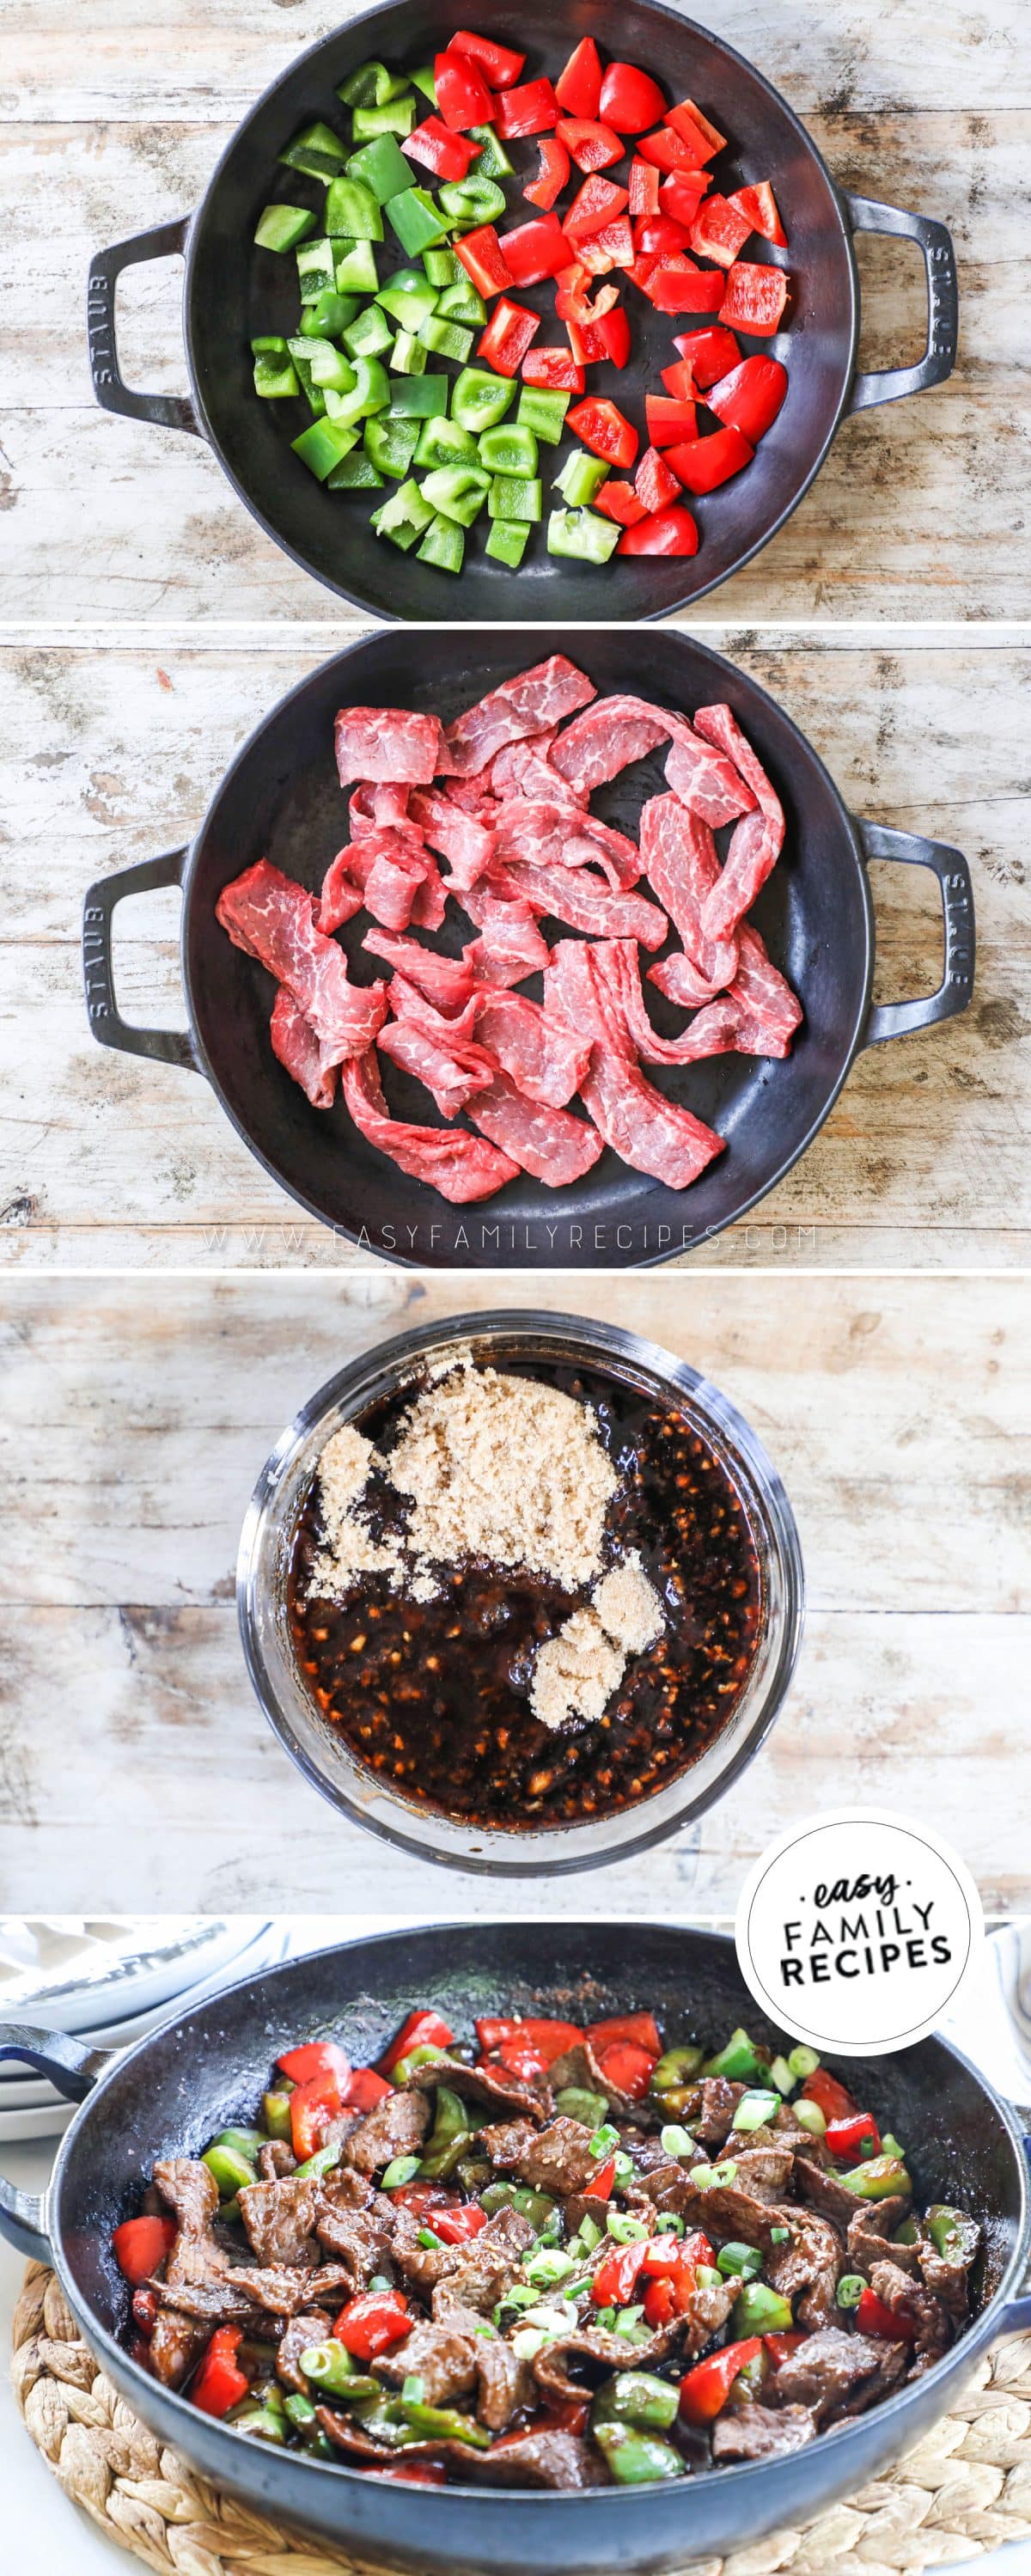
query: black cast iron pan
83 628 975 1269
86 0 958 620
2 1924 1028 2574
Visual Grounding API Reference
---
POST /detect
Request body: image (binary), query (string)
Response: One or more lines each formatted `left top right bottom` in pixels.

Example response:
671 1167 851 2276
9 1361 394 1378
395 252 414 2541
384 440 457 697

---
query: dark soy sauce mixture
289 1360 762 1829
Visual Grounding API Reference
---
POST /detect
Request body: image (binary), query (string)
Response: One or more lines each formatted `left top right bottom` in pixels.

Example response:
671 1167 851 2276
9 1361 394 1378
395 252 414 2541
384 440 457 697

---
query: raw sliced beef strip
349 781 412 837
650 925 802 1059
217 863 387 1057
488 732 589 809
362 930 474 1014
388 975 482 1046
363 838 438 937
468 1074 604 1188
318 849 367 936
460 893 552 988
638 794 738 992
407 791 496 889
439 657 596 778
494 859 668 951
549 694 679 797
377 1020 497 1120
692 705 785 943
545 942 725 1192
270 988 339 1109
333 705 444 786
341 1052 519 1204
592 941 743 1066
665 724 759 830
485 803 638 894
473 991 592 1108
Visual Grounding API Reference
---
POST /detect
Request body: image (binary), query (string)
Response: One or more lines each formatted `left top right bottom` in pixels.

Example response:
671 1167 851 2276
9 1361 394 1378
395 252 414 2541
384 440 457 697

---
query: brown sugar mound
387 1360 618 1590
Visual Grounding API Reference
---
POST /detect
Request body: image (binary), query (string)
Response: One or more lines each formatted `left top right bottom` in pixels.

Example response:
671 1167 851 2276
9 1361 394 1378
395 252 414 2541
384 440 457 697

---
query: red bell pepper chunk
500 212 570 286
637 127 707 176
617 504 699 557
387 2181 458 2217
446 30 526 89
599 61 668 136
635 214 691 258
636 445 683 515
628 158 661 218
567 307 631 369
826 2110 881 2160
690 193 753 269
765 2329 808 2367
665 99 727 161
523 134 570 210
556 262 619 324
719 261 790 334
557 116 624 174
335 2288 412 2361
513 2016 584 2062
664 425 754 491
673 324 741 387
112 2215 176 2286
192 2324 249 2418
495 2033 548 2080
857 2285 917 2341
522 345 585 393
588 2012 663 2055
402 116 482 184
345 2066 393 2110
381 2008 454 2074
541 2396 591 2435
649 259 726 314
434 48 494 133
494 77 559 141
369 2462 448 2485
567 396 638 469
474 2016 518 2053
290 2070 341 2160
554 37 602 119
579 217 635 276
589 2152 619 2195
706 357 786 441
645 393 699 446
430 2203 490 2245
453 223 514 298
661 357 696 400
594 2036 656 2097
591 2238 650 2306
594 480 646 525
800 2066 860 2122
659 171 710 227
729 180 787 247
478 297 541 375
278 2039 351 2088
679 2335 762 2425
564 174 630 243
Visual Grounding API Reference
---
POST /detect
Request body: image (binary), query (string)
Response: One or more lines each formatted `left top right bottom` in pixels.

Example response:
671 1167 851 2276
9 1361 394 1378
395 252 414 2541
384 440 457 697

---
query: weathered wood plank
0 1273 1023 1913
0 633 1026 1267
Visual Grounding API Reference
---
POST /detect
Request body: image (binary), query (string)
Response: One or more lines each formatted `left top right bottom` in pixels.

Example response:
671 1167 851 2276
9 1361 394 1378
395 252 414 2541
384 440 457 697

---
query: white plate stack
0 1919 295 2140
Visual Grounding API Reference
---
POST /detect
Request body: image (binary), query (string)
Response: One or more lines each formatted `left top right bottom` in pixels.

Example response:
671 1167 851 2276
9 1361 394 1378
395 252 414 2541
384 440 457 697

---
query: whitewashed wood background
0 1270 1024 1914
0 0 1028 622
1 626 1026 1270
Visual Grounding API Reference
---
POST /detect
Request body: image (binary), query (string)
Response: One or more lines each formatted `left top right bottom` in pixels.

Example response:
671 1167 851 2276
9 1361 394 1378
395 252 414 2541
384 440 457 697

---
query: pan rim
176 0 862 622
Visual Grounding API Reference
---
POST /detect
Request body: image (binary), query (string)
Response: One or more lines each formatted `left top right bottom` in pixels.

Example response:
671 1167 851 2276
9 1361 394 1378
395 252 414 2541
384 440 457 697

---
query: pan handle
856 820 975 1048
87 216 200 434
82 846 200 1070
844 194 959 411
0 2026 112 2261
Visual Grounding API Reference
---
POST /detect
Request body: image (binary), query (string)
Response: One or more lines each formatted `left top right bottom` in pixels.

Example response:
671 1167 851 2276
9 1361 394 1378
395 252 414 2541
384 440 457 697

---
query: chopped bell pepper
454 223 514 298
635 213 692 257
339 62 411 111
617 504 699 556
345 2066 393 2109
557 118 624 174
524 136 570 211
384 186 449 255
446 31 526 89
660 357 696 401
333 2289 412 2361
381 2009 455 2075
733 2280 794 2335
566 395 638 468
567 307 631 369
690 194 753 267
664 98 727 161
279 121 348 183
645 393 698 446
593 2420 684 2482
517 383 570 443
708 352 789 442
348 134 416 203
429 2201 491 2243
765 2329 808 2367
254 204 316 254
636 445 681 514
479 420 538 474
402 116 482 183
800 2066 859 2122
554 449 609 504
522 345 584 393
679 2335 762 2424
927 2206 980 2268
485 518 530 565
664 425 753 491
658 170 709 226
649 259 726 314
324 175 383 241
839 2154 912 2201
500 213 570 286
637 126 707 175
591 2238 650 2306
857 2284 917 2341
554 38 602 120
478 297 540 376
564 175 630 244
291 417 357 479
598 62 668 136
112 2214 176 2285
826 2110 882 2161
628 158 661 218
418 514 466 572
719 261 790 334
494 78 560 141
192 2325 249 2418
290 2071 341 2160
454 364 516 430
729 180 787 247
594 478 647 527
433 48 493 133
673 324 741 386
372 479 436 551
440 172 507 224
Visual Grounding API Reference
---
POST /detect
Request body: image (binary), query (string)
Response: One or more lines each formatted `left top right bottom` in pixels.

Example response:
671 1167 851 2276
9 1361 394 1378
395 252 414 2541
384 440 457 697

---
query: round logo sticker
735 1809 984 2056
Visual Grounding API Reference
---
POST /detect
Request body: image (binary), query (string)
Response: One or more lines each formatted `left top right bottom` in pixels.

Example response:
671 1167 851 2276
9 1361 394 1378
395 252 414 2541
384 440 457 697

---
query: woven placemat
12 2262 1031 2576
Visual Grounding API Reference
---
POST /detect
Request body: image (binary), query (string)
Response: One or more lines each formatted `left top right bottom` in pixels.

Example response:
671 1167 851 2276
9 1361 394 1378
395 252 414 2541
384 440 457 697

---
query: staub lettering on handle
944 870 975 987
82 906 113 1022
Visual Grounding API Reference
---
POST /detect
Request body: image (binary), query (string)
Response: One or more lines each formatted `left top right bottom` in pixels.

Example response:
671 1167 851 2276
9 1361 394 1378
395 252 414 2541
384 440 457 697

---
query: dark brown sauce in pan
288 1360 762 1829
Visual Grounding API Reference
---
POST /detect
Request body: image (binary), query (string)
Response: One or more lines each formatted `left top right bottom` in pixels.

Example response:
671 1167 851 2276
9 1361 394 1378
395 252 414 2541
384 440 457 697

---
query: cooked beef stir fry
114 2004 980 2486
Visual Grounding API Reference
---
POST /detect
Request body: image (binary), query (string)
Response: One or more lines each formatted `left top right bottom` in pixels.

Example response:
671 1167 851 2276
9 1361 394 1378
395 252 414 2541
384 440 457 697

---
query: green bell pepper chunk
253 345 300 400
733 2280 794 2335
228 2400 287 2444
400 2398 490 2446
299 2341 378 2399
480 2180 556 2231
325 354 389 424
592 2420 684 2483
293 2140 346 2179
353 96 416 141
300 290 360 338
343 305 393 361
489 473 541 523
290 357 329 418
423 245 462 287
364 414 420 479
388 375 448 417
410 65 437 107
338 62 410 109
418 314 473 363
438 176 507 228
325 175 383 241
593 2372 680 2433
202 2142 258 2197
333 240 380 295
381 2152 423 2188
211 2127 263 2164
516 386 570 445
894 2214 920 2245
547 506 619 564
417 514 466 574
372 478 436 549
284 2391 318 2429
703 2029 768 2084
839 2156 912 2201
926 2206 979 2266
390 331 428 375
307 339 357 394
278 121 347 183
554 449 610 507
420 2084 474 2176
327 452 385 490
262 2089 294 2140
436 279 487 326
467 125 516 179
254 204 316 254
347 134 414 205
296 239 336 302
553 2086 611 2127
479 423 538 477
377 269 438 328
389 2044 448 2085
414 415 479 470
650 2045 705 2094
452 367 515 432
386 187 449 255
422 465 490 527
